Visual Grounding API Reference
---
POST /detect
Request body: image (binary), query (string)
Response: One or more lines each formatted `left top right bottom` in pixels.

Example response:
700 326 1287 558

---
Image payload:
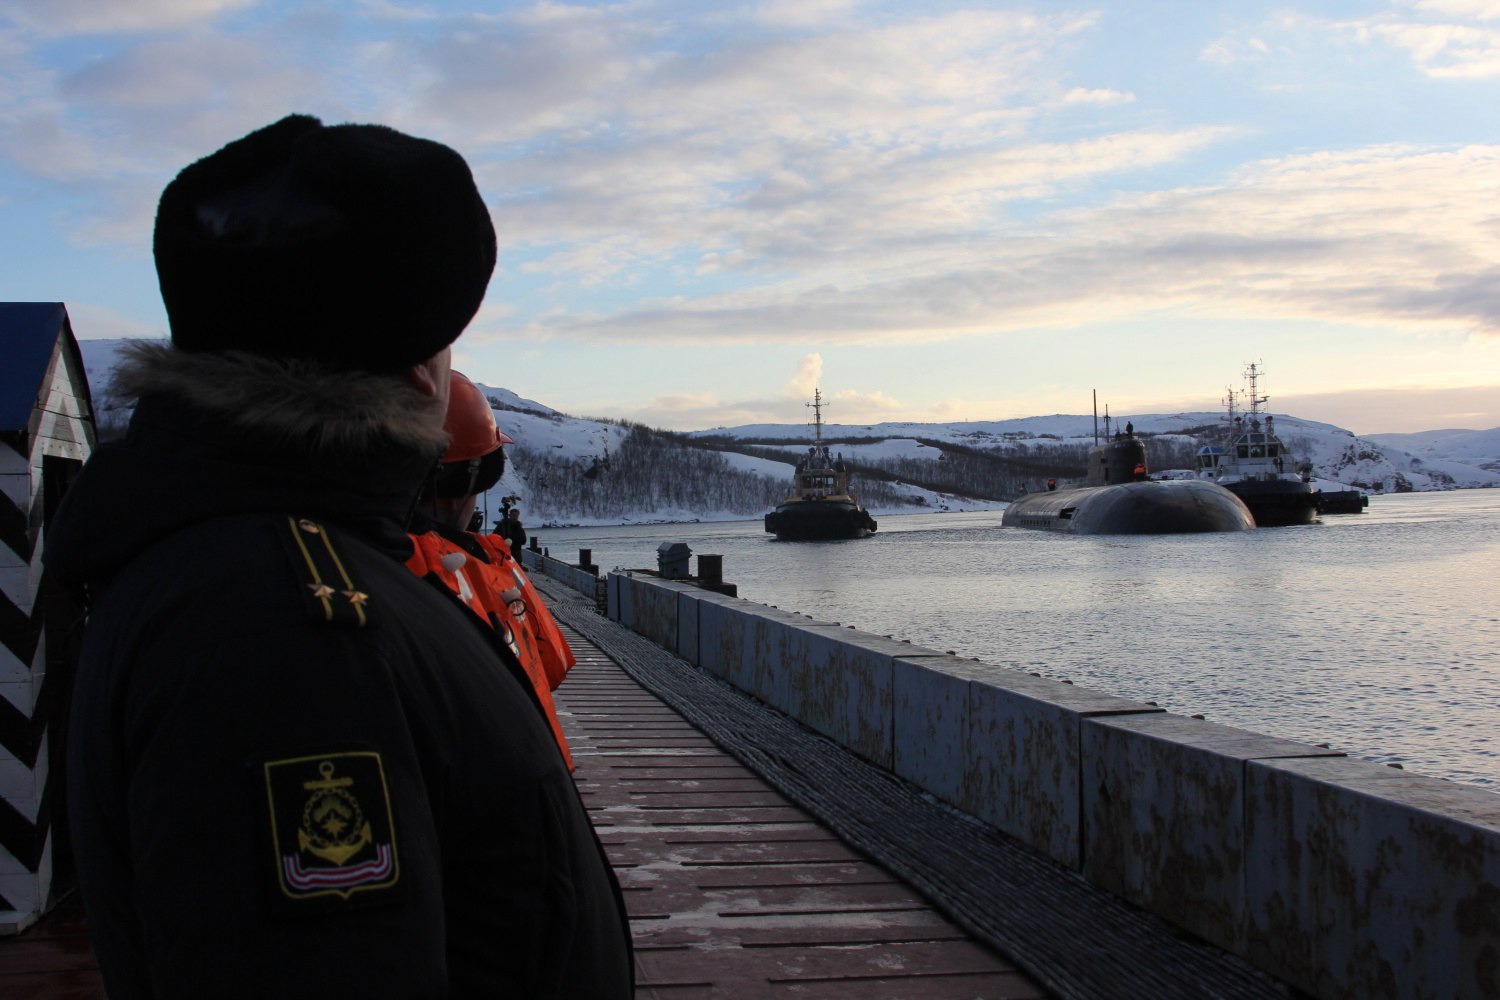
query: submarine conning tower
1086 432 1148 486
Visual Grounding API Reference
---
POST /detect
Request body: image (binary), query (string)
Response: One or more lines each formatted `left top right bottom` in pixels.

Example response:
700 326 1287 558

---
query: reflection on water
531 491 1500 789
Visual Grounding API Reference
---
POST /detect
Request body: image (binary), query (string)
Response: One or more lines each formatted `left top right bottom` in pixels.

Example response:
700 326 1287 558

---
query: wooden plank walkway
0 621 1046 1000
559 623 1050 999
0 897 99 1000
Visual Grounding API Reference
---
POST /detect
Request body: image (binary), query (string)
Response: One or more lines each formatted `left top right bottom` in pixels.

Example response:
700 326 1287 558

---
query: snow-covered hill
696 411 1500 494
74 340 1500 527
1364 428 1500 474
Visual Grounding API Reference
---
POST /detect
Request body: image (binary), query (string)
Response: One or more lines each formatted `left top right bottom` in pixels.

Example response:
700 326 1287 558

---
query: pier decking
1 578 1287 999
562 624 1047 998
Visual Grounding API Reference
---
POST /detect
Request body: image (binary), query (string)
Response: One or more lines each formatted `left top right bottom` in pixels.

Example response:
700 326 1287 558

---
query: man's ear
405 363 440 397
405 346 453 403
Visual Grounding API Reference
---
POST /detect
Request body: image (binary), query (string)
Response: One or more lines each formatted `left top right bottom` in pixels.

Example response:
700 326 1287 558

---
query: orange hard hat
443 370 513 463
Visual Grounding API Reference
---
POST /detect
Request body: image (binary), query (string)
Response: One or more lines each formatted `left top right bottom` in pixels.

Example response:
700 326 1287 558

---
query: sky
4 1 1500 435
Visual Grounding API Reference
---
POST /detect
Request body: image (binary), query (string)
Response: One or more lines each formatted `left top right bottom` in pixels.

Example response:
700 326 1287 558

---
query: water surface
533 491 1500 789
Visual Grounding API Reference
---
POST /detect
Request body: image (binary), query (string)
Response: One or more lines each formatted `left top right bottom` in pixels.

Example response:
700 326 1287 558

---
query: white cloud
753 0 863 29
66 301 166 339
788 353 823 398
1370 20 1500 76
1061 87 1134 106
1204 5 1500 78
8 0 1499 428
502 143 1500 347
829 387 903 419
3 0 255 35
1411 0 1500 21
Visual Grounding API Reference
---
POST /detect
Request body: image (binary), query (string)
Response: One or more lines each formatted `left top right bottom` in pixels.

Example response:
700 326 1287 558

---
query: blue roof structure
1 302 74 433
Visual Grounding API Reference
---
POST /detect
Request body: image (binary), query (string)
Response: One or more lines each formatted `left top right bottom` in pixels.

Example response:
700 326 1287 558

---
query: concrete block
1082 713 1341 954
891 653 998 808
697 599 830 685
1246 755 1500 999
697 602 916 768
964 668 1160 869
623 576 697 654
675 589 740 667
762 625 933 769
610 573 654 637
607 571 622 621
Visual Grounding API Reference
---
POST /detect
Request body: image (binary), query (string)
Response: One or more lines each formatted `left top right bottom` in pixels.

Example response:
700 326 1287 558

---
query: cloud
66 301 166 339
1202 5 1500 78
828 387 904 421
788 353 822 398
0 11 348 247
1276 383 1500 434
1411 0 1500 22
500 142 1500 347
615 351 919 429
1368 20 1500 77
1060 87 1134 106
10 0 1500 401
3 0 254 35
640 391 721 414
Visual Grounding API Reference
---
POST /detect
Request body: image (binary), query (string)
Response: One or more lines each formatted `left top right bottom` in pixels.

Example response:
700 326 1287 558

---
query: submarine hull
1003 480 1255 535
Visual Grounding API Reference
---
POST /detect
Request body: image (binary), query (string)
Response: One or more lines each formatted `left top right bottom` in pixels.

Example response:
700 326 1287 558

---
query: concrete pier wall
520 545 604 600
606 568 1500 1000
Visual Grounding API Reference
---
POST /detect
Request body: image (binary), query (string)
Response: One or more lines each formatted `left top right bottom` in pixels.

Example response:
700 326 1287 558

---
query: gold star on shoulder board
308 583 336 599
342 590 370 606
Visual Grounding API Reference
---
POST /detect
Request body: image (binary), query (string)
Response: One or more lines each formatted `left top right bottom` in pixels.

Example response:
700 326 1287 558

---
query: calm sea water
530 490 1500 790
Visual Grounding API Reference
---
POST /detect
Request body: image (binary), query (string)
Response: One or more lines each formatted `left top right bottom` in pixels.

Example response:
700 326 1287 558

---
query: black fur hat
154 114 496 373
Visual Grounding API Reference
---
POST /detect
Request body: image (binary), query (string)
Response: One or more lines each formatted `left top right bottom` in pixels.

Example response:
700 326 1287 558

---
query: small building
656 541 692 579
0 303 97 933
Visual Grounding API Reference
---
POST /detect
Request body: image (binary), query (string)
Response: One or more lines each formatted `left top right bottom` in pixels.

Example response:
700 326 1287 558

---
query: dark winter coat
44 344 632 999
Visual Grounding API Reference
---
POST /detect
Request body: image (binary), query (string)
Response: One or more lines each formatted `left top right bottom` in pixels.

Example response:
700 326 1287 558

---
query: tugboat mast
807 388 826 446
1244 361 1267 426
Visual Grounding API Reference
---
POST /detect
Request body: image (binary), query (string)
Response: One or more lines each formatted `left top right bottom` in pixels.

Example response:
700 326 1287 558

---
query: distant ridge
74 339 1500 527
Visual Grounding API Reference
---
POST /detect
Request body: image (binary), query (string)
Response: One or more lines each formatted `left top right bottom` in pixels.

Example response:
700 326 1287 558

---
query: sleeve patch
262 751 400 906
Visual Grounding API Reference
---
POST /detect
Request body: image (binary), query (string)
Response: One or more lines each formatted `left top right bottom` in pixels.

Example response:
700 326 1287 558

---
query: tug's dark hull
1222 479 1320 527
1002 480 1255 535
765 499 877 540
1316 489 1368 515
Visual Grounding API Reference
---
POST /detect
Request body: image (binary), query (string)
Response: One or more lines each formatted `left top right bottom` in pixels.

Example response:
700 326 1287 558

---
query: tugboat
1195 364 1320 527
1003 411 1255 535
764 389 878 540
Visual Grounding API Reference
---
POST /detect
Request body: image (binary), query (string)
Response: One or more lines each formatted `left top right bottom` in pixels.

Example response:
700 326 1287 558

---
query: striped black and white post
0 302 96 933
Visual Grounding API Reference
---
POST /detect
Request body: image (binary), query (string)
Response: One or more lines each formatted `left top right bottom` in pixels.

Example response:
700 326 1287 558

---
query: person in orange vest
406 370 577 768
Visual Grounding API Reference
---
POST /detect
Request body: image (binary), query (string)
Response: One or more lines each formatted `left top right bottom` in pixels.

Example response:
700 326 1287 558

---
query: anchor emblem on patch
263 751 399 903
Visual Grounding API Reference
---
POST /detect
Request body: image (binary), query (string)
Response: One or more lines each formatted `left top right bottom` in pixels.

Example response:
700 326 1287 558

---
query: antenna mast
807 388 826 446
1244 361 1267 424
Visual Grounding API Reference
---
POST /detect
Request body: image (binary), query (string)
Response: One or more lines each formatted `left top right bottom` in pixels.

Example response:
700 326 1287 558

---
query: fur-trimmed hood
110 341 449 458
45 342 447 589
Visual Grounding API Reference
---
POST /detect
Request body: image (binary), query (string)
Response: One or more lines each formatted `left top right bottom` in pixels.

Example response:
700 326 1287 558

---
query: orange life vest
405 531 576 770
466 533 575 691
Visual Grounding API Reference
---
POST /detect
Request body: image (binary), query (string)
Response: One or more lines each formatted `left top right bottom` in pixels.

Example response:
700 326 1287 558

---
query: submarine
1002 422 1255 535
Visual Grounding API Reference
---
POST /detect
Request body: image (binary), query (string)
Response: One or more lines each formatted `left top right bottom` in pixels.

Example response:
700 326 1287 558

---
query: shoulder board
280 516 375 627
